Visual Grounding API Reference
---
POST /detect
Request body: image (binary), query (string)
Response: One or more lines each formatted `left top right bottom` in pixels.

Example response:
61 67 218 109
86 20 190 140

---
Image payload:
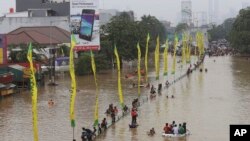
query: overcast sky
1 0 249 25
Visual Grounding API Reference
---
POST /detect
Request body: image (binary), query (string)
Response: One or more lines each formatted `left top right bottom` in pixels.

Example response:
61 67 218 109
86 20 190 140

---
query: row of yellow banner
27 32 205 141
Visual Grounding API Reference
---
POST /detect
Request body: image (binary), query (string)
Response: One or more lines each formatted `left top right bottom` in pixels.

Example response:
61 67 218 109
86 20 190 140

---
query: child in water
147 128 155 136
48 99 54 106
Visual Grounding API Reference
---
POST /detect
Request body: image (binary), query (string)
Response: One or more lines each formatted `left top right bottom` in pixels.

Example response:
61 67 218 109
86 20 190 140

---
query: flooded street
1 56 250 141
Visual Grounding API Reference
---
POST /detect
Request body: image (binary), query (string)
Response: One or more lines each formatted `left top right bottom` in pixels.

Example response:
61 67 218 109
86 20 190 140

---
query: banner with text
70 0 100 51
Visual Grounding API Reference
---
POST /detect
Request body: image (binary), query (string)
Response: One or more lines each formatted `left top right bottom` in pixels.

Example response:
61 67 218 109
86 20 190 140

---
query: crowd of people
81 103 130 141
163 121 187 135
79 55 207 141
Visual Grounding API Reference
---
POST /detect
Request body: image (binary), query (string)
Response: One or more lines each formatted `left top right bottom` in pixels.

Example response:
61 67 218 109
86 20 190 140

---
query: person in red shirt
163 123 171 134
131 108 137 125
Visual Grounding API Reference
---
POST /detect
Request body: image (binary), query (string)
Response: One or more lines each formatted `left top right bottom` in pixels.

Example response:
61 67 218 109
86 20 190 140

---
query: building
208 0 219 24
193 12 207 27
6 26 70 46
100 9 119 25
16 0 70 16
181 0 192 25
0 16 69 34
201 12 208 26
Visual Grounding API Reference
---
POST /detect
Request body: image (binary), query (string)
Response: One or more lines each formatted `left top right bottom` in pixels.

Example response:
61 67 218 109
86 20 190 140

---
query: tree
175 23 189 34
103 13 167 62
230 8 250 53
207 18 235 41
8 43 47 63
138 15 167 52
99 25 116 67
105 12 142 62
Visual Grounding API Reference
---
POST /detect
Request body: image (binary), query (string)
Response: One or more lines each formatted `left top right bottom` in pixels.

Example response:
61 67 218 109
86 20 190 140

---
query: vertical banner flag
27 43 39 141
70 35 77 128
114 47 124 108
196 32 204 60
172 35 178 74
185 35 189 64
145 33 150 83
163 39 168 76
195 32 198 61
0 34 7 64
137 43 141 96
90 50 99 126
70 0 100 51
154 35 160 80
196 32 199 59
182 34 186 67
188 35 192 63
201 33 205 56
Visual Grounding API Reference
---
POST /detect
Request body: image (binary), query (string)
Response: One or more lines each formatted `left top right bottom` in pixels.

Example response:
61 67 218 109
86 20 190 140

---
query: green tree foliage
104 12 142 61
175 23 189 34
99 25 116 66
59 44 70 57
75 52 110 76
102 13 166 61
8 43 47 63
230 8 250 53
138 15 167 51
207 18 235 41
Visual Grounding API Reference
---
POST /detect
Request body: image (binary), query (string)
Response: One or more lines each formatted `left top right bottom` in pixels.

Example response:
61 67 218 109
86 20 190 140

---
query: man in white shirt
173 124 179 135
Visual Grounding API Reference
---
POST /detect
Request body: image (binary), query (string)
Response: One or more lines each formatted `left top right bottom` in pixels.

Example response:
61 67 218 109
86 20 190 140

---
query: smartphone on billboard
79 9 95 41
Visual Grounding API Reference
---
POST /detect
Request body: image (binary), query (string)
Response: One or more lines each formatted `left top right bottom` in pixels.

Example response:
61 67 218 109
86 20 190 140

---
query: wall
0 16 70 34
16 0 70 16
5 12 29 18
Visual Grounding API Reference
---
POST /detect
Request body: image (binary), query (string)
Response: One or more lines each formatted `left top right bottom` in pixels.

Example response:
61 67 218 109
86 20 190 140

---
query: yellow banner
137 43 141 96
0 48 3 64
154 35 160 80
196 32 204 59
70 35 77 127
197 32 200 59
163 39 168 76
194 33 198 61
114 46 124 107
172 35 178 74
145 33 150 83
201 33 205 56
182 33 187 66
90 50 99 126
27 43 39 141
182 43 186 66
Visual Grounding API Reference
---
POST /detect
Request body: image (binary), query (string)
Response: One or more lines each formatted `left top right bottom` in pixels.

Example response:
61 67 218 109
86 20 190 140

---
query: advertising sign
0 34 7 64
70 0 100 51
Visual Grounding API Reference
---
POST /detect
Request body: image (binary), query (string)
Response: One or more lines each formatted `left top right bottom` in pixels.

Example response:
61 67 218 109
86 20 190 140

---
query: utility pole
48 19 68 86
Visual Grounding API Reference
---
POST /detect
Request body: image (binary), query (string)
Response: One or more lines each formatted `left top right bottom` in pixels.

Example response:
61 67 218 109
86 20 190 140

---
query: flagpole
73 127 75 141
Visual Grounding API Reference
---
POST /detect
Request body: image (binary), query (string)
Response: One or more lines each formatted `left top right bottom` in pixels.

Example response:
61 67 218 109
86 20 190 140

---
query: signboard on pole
0 34 7 64
70 0 100 51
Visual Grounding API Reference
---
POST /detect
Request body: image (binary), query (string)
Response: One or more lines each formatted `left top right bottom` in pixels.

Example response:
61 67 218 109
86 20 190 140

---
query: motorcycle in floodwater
81 131 96 141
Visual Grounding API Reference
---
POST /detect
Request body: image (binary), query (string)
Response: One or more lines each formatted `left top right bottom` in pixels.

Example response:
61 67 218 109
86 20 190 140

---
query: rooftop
6 26 70 46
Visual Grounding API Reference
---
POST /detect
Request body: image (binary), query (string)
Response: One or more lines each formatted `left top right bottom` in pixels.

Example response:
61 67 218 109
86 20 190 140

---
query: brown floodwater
1 56 250 141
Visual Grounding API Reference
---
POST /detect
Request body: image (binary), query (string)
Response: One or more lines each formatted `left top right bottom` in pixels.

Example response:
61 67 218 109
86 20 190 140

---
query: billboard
0 34 7 64
70 0 100 51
